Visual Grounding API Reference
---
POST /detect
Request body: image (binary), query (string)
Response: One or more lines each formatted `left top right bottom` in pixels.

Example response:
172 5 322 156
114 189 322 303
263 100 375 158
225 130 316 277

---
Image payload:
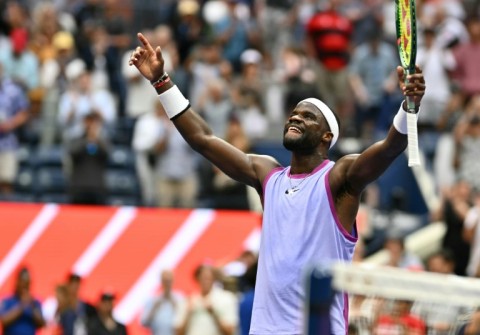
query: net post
304 265 335 335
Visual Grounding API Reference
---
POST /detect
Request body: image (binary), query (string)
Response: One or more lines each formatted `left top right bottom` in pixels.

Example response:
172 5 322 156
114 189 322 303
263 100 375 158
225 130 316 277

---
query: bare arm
329 66 425 232
129 33 279 192
332 66 425 196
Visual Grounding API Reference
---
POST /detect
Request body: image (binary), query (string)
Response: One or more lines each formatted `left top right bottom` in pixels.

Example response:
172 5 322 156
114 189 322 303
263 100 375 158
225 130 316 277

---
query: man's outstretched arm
331 65 426 196
129 33 279 192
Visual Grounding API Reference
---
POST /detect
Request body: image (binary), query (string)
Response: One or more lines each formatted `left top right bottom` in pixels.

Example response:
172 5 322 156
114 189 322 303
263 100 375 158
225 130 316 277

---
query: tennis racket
395 0 420 167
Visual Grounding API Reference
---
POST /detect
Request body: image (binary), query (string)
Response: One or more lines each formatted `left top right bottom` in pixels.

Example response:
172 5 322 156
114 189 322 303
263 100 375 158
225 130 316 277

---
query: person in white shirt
141 270 183 335
174 264 238 335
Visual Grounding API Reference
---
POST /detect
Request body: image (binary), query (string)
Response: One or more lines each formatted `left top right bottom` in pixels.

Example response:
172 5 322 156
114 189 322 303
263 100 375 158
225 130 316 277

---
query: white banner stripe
113 209 216 323
72 207 137 277
0 204 58 287
243 227 262 253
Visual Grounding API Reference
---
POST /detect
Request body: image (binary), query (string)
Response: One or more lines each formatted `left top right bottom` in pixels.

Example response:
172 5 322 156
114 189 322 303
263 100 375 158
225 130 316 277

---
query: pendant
285 187 299 195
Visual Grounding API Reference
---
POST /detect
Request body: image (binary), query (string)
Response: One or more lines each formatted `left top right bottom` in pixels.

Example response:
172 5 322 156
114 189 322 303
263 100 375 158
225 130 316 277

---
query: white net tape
332 263 480 308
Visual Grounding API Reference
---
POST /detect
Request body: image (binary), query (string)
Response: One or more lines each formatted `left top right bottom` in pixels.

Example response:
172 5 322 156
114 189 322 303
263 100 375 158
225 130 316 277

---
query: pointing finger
137 32 155 53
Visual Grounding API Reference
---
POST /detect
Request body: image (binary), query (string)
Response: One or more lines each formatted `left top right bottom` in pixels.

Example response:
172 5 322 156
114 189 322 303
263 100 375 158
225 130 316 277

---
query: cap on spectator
240 49 262 65
10 28 28 53
53 31 74 51
178 0 199 16
65 59 87 81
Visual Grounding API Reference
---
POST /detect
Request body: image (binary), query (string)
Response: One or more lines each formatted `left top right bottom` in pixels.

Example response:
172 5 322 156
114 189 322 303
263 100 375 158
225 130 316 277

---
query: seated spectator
384 236 424 271
0 63 29 196
373 300 426 335
174 264 238 335
67 111 110 205
87 289 127 335
0 267 45 335
412 250 471 334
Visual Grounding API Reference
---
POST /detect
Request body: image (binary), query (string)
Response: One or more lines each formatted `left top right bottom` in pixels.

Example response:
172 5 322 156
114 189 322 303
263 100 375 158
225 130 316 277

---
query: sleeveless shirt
249 160 357 335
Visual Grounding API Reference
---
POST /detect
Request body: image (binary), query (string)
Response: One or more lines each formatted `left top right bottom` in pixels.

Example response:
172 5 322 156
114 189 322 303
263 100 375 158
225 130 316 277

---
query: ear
322 131 333 147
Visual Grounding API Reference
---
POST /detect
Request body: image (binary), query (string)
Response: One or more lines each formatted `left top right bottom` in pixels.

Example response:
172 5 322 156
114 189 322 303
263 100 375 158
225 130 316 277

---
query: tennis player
129 33 426 335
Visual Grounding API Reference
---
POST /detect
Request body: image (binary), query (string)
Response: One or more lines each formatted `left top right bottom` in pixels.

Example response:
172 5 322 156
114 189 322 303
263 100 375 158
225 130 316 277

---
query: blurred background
0 0 479 334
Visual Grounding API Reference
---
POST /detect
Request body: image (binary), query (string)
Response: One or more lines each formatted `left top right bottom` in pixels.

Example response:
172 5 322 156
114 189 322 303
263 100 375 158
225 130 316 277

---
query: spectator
431 179 472 276
430 3 469 50
48 284 69 335
188 40 229 110
453 95 480 191
305 0 353 124
131 102 161 207
258 0 296 68
87 289 127 335
412 250 471 334
141 270 184 335
384 236 424 271
57 59 116 143
0 28 40 93
0 63 29 196
210 0 253 72
174 264 238 335
348 28 399 141
373 300 426 335
463 189 480 277
67 111 110 205
416 26 456 168
0 267 45 335
173 0 204 65
157 100 199 208
39 30 78 146
451 17 480 98
59 273 96 335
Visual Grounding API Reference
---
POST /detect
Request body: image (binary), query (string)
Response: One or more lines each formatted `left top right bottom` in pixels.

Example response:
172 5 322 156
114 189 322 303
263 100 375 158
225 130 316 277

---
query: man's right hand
129 33 165 83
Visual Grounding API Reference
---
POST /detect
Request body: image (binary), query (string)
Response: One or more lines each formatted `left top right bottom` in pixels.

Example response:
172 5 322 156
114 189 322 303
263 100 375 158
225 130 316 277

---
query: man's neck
290 152 327 175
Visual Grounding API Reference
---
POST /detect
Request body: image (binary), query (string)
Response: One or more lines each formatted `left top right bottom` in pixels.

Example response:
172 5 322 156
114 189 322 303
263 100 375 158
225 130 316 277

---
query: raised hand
129 33 165 83
396 65 426 109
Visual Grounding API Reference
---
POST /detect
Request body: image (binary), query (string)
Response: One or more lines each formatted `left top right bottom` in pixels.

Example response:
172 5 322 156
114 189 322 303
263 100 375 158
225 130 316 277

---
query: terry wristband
393 103 418 135
158 85 190 120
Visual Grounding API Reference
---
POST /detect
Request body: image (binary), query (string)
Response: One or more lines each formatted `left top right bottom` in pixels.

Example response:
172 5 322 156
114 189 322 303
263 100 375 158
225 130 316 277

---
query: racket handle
406 109 420 166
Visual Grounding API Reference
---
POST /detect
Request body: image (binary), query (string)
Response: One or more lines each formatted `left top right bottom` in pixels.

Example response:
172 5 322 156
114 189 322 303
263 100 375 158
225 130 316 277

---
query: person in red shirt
306 0 353 128
374 299 426 335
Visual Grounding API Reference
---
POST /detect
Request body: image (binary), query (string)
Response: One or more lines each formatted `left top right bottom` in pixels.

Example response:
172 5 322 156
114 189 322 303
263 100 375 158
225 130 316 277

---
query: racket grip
406 111 420 166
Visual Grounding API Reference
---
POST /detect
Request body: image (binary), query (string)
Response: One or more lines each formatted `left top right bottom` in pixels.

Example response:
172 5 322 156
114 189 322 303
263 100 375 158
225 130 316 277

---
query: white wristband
393 103 418 134
158 85 190 119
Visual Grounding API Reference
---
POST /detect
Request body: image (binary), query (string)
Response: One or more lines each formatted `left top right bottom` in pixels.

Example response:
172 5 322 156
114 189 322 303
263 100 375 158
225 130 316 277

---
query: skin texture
129 32 426 235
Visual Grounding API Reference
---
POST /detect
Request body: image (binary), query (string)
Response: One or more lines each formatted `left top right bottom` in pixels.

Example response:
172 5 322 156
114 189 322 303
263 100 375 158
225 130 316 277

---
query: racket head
395 0 417 72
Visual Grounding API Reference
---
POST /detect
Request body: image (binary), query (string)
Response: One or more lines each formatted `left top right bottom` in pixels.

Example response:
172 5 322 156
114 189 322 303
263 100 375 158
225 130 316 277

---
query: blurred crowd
1 0 480 333
0 0 477 211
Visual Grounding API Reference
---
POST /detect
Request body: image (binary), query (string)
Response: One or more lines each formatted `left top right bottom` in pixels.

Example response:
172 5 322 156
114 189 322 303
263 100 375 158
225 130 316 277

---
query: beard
283 132 318 152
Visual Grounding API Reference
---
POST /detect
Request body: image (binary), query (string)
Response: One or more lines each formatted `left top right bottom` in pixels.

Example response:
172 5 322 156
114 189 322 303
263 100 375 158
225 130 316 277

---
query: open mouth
287 126 302 134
